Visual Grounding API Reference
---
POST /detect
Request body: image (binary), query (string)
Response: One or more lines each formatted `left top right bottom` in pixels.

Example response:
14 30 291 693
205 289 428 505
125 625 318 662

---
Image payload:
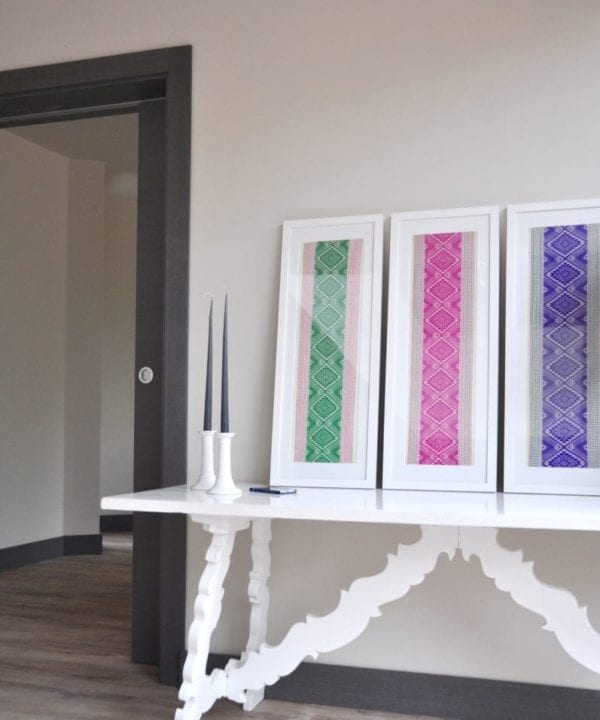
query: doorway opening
8 112 139 539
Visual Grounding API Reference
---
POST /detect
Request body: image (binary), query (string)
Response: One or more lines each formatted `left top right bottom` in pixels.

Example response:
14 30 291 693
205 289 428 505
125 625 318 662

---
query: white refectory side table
102 484 600 720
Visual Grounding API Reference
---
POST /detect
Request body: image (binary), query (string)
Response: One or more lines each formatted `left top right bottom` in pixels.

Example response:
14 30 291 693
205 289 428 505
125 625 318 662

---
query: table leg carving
240 519 272 711
225 525 457 703
460 527 600 674
175 517 249 720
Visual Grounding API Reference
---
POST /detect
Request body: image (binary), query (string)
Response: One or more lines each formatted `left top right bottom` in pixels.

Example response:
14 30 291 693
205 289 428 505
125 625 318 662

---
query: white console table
102 484 600 720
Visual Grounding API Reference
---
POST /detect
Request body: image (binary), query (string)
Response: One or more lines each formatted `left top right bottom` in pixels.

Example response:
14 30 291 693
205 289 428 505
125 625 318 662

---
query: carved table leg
242 519 272 711
460 527 600 674
224 519 272 711
175 517 249 720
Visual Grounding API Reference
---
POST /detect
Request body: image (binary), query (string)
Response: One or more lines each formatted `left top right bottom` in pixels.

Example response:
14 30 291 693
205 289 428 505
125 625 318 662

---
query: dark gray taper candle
203 300 213 431
220 294 230 433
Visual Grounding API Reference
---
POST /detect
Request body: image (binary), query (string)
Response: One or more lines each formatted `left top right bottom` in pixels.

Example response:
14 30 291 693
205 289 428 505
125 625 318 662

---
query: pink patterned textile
293 242 316 462
340 239 362 462
420 233 461 464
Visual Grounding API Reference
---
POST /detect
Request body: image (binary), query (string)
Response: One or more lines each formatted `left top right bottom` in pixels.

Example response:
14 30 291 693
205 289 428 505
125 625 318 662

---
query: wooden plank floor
0 534 442 720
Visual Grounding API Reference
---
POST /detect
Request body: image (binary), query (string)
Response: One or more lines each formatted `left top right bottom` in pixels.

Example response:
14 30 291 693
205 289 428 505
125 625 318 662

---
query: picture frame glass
383 208 498 491
271 216 382 488
506 201 600 494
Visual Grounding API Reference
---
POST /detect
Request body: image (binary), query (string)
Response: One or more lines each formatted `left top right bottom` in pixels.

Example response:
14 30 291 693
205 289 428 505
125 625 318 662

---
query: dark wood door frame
0 47 191 685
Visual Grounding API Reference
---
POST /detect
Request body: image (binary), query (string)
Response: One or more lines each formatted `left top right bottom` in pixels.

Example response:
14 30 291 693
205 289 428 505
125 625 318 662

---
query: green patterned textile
305 240 349 462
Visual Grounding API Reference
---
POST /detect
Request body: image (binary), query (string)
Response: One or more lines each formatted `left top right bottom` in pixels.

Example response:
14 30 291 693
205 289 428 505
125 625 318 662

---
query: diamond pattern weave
305 240 348 462
294 239 362 464
529 225 600 468
407 232 475 466
419 234 461 464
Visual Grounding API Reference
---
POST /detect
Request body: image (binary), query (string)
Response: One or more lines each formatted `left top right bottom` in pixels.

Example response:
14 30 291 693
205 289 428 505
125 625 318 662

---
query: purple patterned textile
541 225 588 467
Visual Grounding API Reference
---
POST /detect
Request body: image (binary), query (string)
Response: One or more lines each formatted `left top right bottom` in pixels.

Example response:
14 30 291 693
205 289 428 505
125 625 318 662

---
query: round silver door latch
138 366 154 384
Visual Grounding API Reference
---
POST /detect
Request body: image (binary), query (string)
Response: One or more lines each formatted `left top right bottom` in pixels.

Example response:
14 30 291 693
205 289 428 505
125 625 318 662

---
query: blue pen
250 486 297 495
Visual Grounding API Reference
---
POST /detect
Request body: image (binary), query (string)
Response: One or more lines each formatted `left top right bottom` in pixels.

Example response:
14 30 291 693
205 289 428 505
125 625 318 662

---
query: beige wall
0 130 68 548
100 190 137 505
62 159 105 536
0 130 106 545
2 0 600 688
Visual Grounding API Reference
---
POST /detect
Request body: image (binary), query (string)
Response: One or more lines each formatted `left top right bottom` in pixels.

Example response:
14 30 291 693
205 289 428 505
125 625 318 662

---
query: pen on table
249 487 297 495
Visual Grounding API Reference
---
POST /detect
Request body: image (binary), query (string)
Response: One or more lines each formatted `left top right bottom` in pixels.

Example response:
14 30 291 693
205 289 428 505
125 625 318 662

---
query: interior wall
99 179 137 508
0 130 68 548
62 159 106 537
1 131 109 544
2 0 600 689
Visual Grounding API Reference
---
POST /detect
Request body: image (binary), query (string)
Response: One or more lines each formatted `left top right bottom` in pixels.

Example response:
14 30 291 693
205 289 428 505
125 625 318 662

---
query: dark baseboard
0 537 65 572
0 534 102 571
207 654 600 720
100 513 133 533
63 533 102 556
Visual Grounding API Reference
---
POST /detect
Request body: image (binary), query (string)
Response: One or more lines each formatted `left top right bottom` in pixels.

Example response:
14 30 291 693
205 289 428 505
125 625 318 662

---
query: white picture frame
505 199 600 495
270 215 383 488
383 207 499 491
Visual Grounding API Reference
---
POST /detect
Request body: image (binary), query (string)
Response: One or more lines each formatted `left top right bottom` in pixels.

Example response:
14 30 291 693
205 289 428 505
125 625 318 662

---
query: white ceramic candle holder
191 430 216 491
208 432 241 496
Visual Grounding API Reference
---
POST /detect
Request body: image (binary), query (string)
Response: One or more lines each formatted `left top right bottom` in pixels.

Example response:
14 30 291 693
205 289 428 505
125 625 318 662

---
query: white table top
101 483 600 531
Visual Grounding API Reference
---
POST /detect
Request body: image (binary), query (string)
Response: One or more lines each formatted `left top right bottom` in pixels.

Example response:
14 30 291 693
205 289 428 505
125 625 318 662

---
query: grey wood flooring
0 534 441 720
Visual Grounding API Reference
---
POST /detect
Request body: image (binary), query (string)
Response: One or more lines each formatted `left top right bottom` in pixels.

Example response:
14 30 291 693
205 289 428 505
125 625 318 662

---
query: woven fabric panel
529 224 600 468
294 239 362 463
407 232 475 466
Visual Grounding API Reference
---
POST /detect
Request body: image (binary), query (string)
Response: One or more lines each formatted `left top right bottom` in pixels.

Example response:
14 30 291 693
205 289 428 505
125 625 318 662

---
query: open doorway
0 47 190 685
7 113 139 537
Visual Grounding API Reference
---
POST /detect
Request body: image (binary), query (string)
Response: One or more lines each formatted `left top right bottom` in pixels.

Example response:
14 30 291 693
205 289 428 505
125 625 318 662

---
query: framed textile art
270 215 383 488
383 207 499 491
505 199 600 494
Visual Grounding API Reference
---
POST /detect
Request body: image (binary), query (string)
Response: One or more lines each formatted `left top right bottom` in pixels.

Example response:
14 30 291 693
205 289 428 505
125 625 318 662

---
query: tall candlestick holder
208 432 241 496
191 430 216 491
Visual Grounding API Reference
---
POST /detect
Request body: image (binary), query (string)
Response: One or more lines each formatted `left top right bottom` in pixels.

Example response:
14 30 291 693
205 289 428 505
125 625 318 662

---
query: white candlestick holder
191 430 216 491
208 432 241 496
